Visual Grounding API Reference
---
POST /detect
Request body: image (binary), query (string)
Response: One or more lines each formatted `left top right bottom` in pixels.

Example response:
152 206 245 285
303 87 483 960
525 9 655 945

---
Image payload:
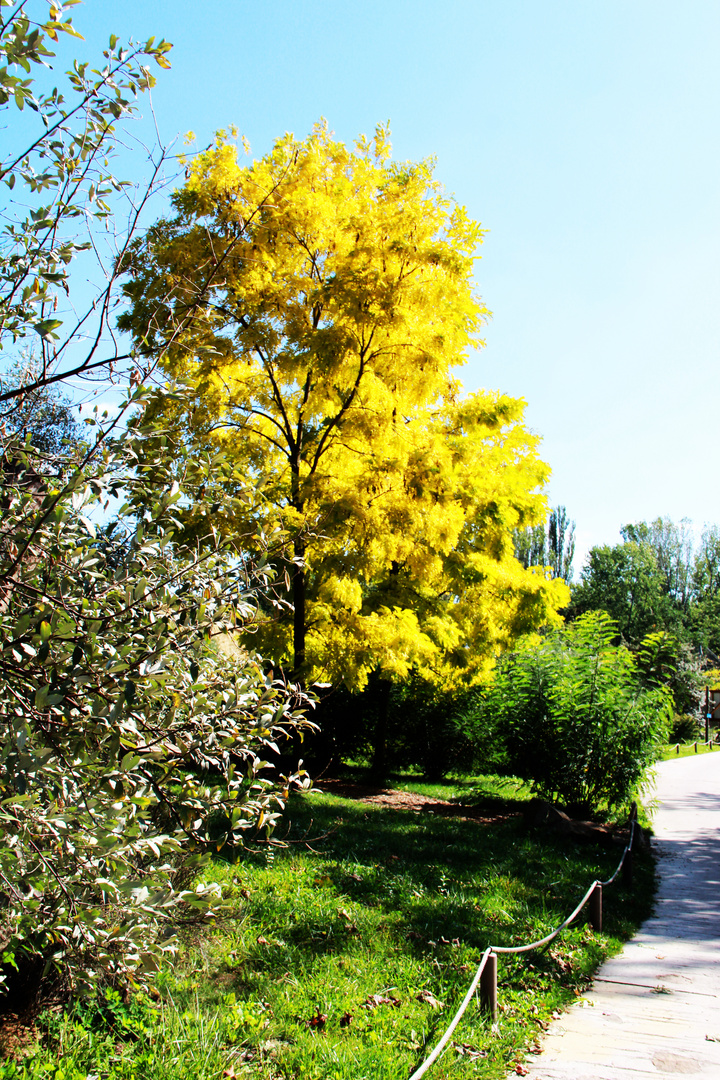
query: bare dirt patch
313 778 521 825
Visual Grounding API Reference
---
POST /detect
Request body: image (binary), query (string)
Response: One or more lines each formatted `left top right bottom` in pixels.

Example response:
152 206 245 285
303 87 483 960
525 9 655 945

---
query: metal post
480 951 498 1020
589 882 602 932
694 741 698 754
622 846 633 890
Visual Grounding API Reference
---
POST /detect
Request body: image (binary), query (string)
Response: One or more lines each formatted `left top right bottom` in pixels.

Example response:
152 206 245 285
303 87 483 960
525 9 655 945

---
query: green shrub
309 672 498 780
480 611 671 813
670 712 702 742
0 397 313 1006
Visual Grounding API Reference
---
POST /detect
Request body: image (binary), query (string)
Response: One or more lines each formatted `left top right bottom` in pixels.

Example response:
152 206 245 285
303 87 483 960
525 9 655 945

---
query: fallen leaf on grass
416 989 444 1009
307 1007 327 1030
339 1012 353 1027
336 908 360 934
453 1041 486 1060
515 1066 530 1076
364 993 401 1009
259 1038 291 1056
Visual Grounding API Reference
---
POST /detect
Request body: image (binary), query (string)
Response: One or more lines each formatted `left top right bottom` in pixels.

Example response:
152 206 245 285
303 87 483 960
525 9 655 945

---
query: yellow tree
120 122 568 696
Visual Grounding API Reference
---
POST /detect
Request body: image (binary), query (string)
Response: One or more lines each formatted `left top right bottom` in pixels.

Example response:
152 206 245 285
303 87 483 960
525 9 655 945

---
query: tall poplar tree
121 123 569 688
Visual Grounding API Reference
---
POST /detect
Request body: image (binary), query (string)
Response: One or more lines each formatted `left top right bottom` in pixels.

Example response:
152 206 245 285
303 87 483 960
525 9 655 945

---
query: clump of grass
7 778 655 1080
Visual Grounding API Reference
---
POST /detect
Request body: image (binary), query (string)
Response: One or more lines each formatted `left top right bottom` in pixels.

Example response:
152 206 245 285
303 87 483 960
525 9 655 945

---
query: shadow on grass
222 791 656 978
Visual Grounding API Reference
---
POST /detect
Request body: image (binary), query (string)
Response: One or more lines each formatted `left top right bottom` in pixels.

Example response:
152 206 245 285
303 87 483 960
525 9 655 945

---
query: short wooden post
675 743 680 754
694 741 698 753
622 846 633 889
589 882 602 932
480 951 498 1020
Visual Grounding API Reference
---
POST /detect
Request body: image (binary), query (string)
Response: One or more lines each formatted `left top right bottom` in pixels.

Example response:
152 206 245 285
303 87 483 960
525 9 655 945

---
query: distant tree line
569 517 720 656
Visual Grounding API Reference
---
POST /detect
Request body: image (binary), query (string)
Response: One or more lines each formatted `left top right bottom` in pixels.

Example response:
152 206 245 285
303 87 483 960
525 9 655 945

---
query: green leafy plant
0 3 317 1008
481 611 671 813
0 393 314 1004
0 0 172 384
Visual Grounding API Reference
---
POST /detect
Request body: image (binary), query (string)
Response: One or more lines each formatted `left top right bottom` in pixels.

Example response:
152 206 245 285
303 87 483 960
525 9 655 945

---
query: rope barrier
493 877 600 955
405 803 638 1079
406 948 493 1080
600 818 635 887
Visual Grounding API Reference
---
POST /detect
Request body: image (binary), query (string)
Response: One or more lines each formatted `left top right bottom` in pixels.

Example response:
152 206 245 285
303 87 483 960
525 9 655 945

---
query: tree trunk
292 535 306 681
370 677 392 781
290 457 306 683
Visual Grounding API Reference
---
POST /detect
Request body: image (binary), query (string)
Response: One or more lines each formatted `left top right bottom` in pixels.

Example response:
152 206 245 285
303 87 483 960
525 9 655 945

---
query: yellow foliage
121 122 569 690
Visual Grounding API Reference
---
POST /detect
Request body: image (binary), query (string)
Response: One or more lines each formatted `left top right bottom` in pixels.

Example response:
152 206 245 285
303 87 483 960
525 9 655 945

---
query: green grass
4 778 655 1080
660 741 719 760
386 772 534 805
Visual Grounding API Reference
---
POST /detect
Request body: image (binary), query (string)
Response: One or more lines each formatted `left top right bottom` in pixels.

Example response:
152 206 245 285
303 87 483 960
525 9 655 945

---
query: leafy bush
636 630 702 715
670 713 702 742
480 612 671 813
0 5 315 1008
308 672 496 780
388 676 493 780
0 396 313 1004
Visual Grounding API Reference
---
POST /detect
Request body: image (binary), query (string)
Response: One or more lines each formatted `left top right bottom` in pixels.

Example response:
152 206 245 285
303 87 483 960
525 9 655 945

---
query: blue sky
63 0 720 571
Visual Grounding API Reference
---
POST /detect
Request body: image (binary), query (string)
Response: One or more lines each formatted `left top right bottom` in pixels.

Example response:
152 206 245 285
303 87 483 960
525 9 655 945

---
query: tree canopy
0 0 172 404
120 123 569 691
569 517 720 653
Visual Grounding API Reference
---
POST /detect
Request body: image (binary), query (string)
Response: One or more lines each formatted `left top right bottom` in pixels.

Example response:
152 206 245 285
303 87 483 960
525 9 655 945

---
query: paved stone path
517 752 720 1079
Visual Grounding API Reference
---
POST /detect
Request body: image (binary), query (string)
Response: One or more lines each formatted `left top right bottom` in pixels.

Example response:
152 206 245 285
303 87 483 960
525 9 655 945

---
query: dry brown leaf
416 989 444 1009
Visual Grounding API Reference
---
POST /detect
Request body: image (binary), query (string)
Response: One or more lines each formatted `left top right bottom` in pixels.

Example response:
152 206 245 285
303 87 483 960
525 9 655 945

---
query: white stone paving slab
512 753 720 1079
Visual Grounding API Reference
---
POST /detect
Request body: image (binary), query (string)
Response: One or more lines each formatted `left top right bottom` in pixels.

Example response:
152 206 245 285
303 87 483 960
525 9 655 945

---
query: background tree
567 517 712 724
568 538 667 640
120 124 569 706
569 517 718 650
621 518 694 616
514 504 575 584
689 525 720 654
0 358 81 457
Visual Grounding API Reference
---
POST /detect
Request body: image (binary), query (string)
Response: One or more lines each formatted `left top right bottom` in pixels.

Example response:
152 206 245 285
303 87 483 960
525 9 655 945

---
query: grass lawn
2 776 654 1080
